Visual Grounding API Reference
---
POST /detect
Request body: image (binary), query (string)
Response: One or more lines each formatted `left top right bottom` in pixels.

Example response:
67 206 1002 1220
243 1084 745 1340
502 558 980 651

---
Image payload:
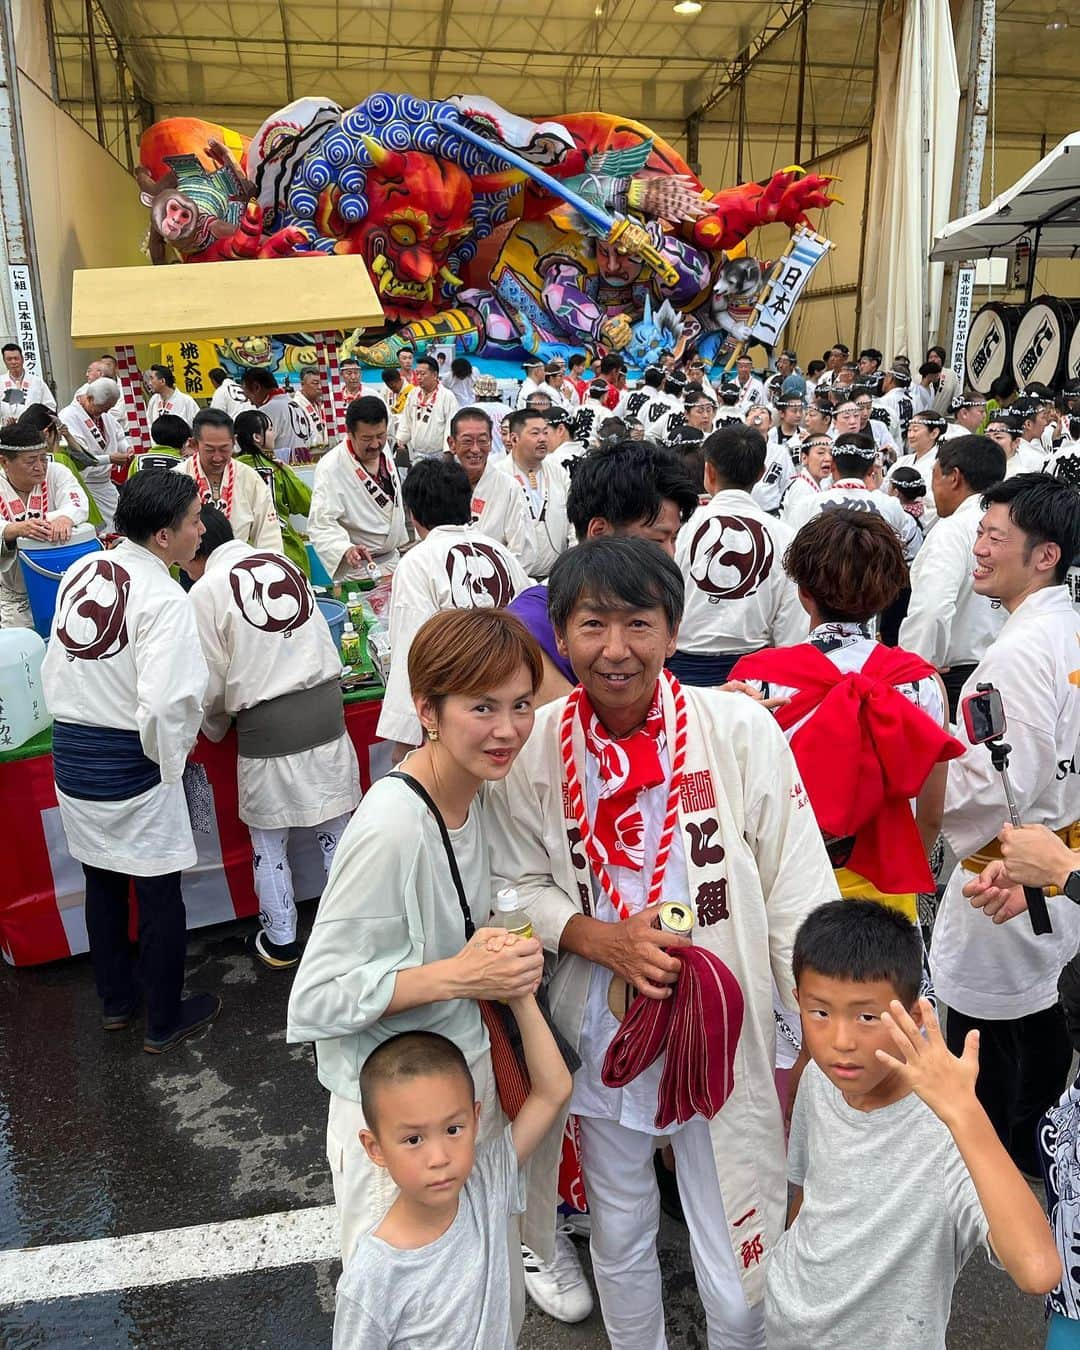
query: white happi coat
189 540 360 830
308 440 407 580
396 383 457 460
1009 442 1047 477
147 389 201 428
779 470 830 527
376 524 532 746
58 398 131 532
485 680 840 1290
0 372 55 424
0 461 89 626
899 493 1006 670
496 457 571 578
369 381 411 448
932 587 1080 1021
292 392 328 451
261 391 314 462
210 379 250 420
786 477 922 564
751 439 797 515
675 489 808 656
173 455 284 554
467 460 537 574
40 539 208 875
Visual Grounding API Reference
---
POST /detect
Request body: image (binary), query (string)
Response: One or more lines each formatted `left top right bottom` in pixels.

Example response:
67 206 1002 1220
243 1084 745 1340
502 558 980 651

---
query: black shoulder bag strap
388 771 475 940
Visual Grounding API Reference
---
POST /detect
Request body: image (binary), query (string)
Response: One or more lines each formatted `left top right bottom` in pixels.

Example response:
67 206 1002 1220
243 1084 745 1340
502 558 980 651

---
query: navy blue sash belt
666 649 761 687
53 721 162 801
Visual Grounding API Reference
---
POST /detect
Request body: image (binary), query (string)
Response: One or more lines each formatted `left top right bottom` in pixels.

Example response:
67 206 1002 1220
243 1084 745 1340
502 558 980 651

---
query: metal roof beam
278 0 295 102
687 0 812 119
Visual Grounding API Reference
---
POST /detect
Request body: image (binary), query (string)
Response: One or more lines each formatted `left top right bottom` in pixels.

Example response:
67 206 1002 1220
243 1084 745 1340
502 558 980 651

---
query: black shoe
654 1149 685 1224
143 994 222 1054
102 1003 137 1032
251 931 301 970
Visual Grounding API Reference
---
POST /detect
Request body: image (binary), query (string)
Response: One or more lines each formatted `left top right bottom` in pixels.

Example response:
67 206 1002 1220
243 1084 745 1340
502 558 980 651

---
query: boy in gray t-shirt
333 967 572 1350
766 900 1060 1350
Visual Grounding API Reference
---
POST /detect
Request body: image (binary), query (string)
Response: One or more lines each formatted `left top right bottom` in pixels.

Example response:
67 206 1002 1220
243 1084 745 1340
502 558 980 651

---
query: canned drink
657 901 694 936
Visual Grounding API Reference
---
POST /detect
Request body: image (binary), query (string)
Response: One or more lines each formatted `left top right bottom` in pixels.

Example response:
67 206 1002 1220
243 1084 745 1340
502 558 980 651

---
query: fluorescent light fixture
1046 9 1068 29
673 0 703 13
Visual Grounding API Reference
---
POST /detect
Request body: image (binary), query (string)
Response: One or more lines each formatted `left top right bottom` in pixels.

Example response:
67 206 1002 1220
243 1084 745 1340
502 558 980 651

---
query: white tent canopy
930 131 1080 263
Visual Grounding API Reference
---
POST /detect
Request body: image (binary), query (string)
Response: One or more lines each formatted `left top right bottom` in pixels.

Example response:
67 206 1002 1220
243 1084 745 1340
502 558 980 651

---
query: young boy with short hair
332 963 572 1349
767 899 1060 1349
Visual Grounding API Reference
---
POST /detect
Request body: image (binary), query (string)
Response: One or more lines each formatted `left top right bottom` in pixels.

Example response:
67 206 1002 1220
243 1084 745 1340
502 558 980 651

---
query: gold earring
426 726 439 742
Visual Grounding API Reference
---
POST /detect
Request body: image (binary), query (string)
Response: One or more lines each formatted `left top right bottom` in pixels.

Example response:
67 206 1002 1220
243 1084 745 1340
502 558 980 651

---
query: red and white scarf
0 471 47 521
560 670 688 920
192 456 235 517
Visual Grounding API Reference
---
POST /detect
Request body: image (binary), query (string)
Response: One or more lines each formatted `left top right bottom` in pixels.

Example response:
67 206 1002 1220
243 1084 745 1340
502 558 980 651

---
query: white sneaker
521 1224 594 1323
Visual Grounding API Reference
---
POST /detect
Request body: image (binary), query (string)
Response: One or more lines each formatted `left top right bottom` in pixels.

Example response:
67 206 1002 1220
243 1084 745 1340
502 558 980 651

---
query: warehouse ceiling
47 0 1080 164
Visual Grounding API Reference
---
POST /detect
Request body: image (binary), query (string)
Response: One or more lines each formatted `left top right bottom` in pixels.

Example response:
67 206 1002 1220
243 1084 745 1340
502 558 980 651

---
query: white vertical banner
951 266 975 378
7 265 42 375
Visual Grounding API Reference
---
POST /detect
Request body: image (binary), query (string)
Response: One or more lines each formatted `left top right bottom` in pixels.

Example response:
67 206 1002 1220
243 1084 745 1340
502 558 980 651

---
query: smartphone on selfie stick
960 683 1053 935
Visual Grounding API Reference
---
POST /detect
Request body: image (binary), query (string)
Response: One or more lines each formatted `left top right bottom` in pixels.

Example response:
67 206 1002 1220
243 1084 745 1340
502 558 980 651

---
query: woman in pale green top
287 608 544 1264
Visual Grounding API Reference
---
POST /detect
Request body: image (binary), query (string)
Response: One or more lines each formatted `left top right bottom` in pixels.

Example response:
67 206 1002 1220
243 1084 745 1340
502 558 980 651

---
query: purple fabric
507 585 576 684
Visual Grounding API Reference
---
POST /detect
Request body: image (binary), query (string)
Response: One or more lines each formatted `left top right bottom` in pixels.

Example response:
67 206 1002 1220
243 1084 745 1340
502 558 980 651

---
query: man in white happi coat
209 367 250 420
41 469 220 1054
544 407 588 483
749 407 796 518
0 343 54 426
376 457 531 756
671 425 807 687
187 507 361 970
394 355 457 462
940 390 987 441
498 408 572 578
372 367 411 448
732 355 766 414
786 434 922 564
145 363 201 429
59 377 132 532
930 473 1080 1176
899 435 1008 720
79 356 132 437
173 408 283 553
516 358 547 409
293 370 329 455
447 406 536 573
308 395 407 581
486 535 838 1349
242 367 314 463
779 434 833 527
0 426 88 626
873 367 914 448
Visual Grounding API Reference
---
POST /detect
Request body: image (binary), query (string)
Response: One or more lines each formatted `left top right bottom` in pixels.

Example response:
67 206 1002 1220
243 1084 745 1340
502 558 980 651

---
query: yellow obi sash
834 867 918 923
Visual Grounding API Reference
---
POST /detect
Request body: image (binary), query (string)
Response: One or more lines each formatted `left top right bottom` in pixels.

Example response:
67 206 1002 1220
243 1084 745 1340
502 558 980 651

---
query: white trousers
578 1115 765 1350
249 813 350 945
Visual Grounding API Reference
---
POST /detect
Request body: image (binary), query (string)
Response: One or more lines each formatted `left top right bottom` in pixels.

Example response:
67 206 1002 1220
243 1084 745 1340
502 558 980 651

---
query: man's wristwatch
1062 870 1080 904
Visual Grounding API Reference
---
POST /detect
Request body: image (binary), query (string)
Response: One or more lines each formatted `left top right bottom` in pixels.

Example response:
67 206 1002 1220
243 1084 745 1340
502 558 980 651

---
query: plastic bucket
17 525 103 638
316 595 347 649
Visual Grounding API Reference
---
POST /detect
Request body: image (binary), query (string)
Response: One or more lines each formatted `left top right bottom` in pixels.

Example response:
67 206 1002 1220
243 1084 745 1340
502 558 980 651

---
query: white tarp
859 0 960 359
930 132 1080 262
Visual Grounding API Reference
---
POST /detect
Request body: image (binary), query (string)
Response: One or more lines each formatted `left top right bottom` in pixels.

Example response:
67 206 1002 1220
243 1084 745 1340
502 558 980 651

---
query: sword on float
433 110 681 288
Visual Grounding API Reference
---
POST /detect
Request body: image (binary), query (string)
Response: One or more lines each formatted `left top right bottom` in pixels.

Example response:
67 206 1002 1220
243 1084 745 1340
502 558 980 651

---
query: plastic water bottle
491 887 533 938
339 621 361 668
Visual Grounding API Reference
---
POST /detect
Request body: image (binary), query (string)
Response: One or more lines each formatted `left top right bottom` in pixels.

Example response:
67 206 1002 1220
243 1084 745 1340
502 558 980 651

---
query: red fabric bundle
601 946 744 1129
731 643 964 894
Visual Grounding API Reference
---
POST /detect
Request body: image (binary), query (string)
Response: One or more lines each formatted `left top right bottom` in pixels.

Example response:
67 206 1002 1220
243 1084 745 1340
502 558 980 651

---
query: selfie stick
975 684 1053 935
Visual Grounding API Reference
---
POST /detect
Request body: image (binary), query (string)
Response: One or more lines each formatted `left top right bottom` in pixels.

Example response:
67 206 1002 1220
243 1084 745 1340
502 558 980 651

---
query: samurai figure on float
135 93 838 366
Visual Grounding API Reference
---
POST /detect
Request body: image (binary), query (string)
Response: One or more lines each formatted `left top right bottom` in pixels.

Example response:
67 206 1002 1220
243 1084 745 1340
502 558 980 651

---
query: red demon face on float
335 140 475 321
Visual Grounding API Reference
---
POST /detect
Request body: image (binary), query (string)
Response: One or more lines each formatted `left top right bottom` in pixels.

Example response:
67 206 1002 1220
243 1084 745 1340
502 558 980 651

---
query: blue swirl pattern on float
270 92 516 252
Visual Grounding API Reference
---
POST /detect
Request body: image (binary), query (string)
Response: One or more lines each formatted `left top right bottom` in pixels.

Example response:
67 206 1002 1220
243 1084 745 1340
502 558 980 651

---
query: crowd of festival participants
9 329 1080 1347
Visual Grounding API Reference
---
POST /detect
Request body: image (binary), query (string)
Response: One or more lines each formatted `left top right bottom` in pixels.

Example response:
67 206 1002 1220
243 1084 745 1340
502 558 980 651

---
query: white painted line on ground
0 1203 339 1305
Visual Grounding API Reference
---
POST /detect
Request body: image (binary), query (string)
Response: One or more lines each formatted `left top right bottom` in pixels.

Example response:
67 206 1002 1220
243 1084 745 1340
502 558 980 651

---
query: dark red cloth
730 643 964 893
602 946 744 1129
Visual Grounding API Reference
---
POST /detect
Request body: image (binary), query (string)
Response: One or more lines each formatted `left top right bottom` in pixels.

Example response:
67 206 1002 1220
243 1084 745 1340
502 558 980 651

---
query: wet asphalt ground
0 905 1046 1349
